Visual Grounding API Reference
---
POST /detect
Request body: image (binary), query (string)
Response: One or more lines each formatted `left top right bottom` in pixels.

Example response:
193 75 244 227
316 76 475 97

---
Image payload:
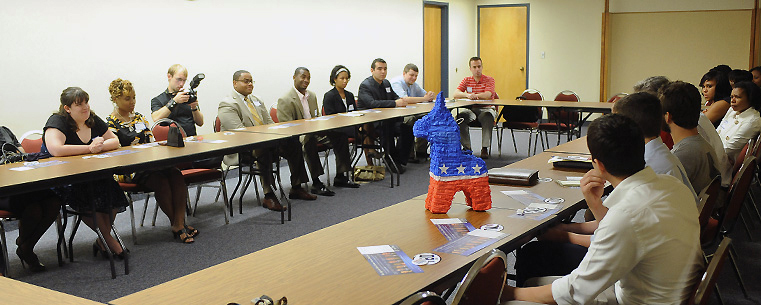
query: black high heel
172 228 195 244
184 224 199 238
16 248 45 272
93 241 127 260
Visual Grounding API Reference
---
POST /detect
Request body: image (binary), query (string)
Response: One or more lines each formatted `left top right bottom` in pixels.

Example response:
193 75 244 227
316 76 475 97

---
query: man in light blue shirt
390 63 435 160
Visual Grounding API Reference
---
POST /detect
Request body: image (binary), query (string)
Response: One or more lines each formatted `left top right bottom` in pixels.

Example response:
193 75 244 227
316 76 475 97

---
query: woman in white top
716 81 761 164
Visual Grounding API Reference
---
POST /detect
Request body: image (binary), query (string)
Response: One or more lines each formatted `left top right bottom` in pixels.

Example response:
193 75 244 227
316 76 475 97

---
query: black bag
0 126 20 148
1 142 25 164
166 126 185 147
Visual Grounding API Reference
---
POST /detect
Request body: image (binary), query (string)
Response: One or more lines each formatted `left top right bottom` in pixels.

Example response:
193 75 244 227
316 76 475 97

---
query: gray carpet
4 129 757 305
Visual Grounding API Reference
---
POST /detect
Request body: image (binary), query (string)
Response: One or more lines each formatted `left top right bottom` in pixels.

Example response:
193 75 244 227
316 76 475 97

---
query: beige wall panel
609 10 752 95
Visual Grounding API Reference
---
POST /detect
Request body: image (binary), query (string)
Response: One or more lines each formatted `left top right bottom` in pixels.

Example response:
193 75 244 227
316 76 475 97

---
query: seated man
277 67 358 196
513 92 699 285
151 64 204 136
452 56 497 159
218 70 317 211
661 81 721 193
502 114 703 305
357 58 414 173
389 63 435 161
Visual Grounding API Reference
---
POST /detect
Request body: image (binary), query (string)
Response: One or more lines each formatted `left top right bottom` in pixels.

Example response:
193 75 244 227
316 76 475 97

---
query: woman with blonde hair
107 79 197 243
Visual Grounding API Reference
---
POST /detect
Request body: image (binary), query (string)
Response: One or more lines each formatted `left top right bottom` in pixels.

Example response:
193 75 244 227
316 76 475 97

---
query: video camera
186 73 205 103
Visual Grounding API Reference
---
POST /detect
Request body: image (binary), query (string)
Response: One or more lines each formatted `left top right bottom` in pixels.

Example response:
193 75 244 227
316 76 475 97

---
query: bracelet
166 100 176 110
192 105 200 112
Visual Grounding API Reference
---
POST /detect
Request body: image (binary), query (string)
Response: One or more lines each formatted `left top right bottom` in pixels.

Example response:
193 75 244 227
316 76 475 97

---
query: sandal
172 228 195 244
184 224 199 238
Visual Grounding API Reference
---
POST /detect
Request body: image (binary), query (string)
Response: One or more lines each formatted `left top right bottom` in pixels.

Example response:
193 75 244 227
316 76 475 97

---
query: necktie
244 96 265 126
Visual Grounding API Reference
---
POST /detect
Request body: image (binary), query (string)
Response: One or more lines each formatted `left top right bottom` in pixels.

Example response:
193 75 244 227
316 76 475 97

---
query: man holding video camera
151 64 205 136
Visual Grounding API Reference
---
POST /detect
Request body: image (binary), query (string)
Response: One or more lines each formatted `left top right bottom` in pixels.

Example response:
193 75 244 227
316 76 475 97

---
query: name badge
134 122 146 132
466 87 473 93
718 119 730 130
348 104 355 111
385 87 391 93
253 100 261 107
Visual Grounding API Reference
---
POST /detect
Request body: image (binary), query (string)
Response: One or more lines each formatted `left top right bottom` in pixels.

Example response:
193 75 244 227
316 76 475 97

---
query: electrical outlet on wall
541 52 545 59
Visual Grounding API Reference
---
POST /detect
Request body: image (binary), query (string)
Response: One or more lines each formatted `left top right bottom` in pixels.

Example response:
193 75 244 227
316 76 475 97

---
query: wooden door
424 4 442 94
479 5 528 101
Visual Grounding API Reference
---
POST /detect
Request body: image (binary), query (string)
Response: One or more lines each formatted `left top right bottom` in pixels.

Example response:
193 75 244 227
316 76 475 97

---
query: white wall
610 0 755 12
0 0 440 135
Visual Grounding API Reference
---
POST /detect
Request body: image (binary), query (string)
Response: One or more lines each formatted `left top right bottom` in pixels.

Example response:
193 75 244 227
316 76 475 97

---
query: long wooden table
111 145 591 305
0 276 104 305
543 136 591 155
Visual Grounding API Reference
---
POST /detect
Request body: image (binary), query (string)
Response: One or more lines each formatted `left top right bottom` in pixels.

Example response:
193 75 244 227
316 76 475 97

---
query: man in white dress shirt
501 114 703 305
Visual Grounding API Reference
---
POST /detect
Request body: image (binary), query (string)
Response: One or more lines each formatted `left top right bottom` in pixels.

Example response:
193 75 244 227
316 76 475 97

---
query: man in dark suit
218 70 316 211
357 58 415 173
277 67 358 196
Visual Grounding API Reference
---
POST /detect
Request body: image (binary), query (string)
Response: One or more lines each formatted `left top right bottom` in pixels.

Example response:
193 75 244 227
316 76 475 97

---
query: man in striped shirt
453 57 497 159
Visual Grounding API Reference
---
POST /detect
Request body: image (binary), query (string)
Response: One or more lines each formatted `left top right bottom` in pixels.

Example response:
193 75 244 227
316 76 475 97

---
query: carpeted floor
3 130 757 305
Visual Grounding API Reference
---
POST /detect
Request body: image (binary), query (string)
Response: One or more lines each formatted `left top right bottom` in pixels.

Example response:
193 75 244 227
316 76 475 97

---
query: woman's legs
82 210 123 254
144 169 194 242
16 195 60 267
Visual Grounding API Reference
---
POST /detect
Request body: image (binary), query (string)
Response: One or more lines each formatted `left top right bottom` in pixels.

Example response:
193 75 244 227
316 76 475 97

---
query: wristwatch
192 105 200 112
166 100 176 110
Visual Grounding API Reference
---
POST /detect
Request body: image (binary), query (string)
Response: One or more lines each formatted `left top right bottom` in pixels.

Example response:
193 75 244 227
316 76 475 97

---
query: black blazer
323 87 357 115
323 87 358 136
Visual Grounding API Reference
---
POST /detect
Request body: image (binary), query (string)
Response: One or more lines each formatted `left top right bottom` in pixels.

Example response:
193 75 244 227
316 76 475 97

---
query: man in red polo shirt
453 57 497 158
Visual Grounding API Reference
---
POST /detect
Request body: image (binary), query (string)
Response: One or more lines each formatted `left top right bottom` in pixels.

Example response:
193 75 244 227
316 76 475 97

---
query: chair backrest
19 130 43 153
689 237 732 305
520 89 543 101
270 105 279 123
606 92 628 103
697 176 721 229
214 116 222 133
554 90 580 102
450 249 508 305
399 291 446 305
151 118 187 142
732 140 752 180
721 156 756 236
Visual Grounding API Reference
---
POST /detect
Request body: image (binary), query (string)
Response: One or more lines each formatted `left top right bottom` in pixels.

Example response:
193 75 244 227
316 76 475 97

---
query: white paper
357 245 394 255
133 143 160 149
339 112 364 117
467 229 506 239
565 176 582 181
9 167 33 171
528 203 559 210
306 116 333 121
430 218 465 225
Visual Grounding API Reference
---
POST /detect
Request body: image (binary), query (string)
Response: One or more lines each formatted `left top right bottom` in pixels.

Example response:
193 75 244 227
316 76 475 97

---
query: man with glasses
217 70 316 211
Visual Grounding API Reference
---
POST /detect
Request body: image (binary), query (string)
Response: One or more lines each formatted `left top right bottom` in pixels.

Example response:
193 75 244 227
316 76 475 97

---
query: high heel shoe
16 248 46 272
172 228 195 244
93 241 127 260
184 224 199 238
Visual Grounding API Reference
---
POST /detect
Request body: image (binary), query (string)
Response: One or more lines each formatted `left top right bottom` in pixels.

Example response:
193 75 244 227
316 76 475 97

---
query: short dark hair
733 81 761 112
700 70 732 101
613 91 663 138
633 76 670 94
371 58 386 69
294 67 309 77
233 70 250 82
469 57 482 66
750 66 761 74
711 64 732 75
728 69 753 84
659 81 701 129
587 114 645 177
403 63 418 74
329 65 351 86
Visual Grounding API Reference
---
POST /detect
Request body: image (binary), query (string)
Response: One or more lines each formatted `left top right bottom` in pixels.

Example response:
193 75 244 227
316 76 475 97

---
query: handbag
166 126 185 147
353 165 385 181
1 142 25 164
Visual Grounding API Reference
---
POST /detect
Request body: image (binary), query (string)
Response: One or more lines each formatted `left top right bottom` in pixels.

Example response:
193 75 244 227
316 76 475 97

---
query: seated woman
323 65 379 166
42 87 129 258
716 81 761 164
701 70 732 126
0 130 60 272
106 79 197 243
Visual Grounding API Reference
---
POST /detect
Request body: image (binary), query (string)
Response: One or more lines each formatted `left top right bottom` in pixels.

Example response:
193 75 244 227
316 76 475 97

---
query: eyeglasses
236 79 254 84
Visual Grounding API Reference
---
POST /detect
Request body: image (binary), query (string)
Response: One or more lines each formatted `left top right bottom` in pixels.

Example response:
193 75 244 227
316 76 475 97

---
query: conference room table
0 276 104 305
110 142 593 305
544 136 591 155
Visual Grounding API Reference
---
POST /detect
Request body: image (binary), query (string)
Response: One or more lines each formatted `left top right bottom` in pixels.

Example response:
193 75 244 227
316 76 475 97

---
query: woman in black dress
42 87 128 258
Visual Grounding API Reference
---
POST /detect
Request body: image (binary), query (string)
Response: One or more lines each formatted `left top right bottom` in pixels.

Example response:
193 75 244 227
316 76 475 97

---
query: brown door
424 4 442 94
478 5 528 102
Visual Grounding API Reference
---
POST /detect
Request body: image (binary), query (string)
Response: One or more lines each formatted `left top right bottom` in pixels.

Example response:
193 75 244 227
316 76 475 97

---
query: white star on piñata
472 164 482 174
457 164 467 174
438 164 449 174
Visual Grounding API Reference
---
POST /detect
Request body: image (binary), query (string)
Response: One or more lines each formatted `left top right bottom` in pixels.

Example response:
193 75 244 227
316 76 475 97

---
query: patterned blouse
106 112 154 146
107 112 154 183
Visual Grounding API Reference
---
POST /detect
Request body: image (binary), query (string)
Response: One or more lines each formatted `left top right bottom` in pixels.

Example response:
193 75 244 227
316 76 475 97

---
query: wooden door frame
477 4 530 90
424 1 449 97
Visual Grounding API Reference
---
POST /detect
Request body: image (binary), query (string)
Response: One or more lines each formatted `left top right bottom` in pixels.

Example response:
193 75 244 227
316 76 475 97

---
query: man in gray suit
277 67 358 196
218 70 316 211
